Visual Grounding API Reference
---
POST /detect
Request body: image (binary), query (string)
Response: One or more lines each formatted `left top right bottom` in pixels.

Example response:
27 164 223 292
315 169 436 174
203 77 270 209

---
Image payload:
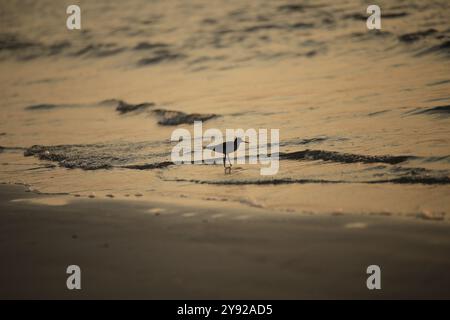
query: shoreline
1 184 450 299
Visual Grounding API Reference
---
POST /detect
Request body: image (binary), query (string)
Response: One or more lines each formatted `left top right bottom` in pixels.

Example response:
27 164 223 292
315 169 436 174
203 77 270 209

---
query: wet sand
1 184 449 299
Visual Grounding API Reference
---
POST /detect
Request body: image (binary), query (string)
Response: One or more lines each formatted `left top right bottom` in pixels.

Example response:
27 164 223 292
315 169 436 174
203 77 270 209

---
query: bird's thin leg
227 154 232 167
223 154 230 174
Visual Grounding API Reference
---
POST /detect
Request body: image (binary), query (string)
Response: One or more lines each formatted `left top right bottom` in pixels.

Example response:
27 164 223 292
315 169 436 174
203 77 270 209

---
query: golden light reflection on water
0 0 449 217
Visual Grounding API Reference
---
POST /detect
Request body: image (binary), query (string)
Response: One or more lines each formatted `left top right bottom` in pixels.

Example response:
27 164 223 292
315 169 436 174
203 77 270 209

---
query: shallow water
0 0 449 218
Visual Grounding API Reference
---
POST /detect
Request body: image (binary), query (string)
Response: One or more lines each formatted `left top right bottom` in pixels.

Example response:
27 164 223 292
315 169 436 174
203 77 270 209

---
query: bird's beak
243 140 249 144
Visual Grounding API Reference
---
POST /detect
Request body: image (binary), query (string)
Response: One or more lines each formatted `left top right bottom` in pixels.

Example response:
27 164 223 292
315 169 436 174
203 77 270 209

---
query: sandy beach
1 184 449 299
1 0 450 299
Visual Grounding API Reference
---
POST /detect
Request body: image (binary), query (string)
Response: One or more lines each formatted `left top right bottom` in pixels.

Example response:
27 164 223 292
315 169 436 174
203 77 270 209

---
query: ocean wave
279 136 347 147
399 29 438 43
0 32 71 61
116 100 155 114
415 40 450 57
152 109 218 125
133 42 169 50
164 176 450 186
137 49 186 66
0 33 38 51
371 176 450 185
24 99 220 126
25 103 60 111
277 4 323 13
24 145 114 170
280 149 412 164
71 43 125 58
23 142 169 170
407 104 450 116
343 12 408 21
121 161 173 170
21 140 423 171
0 0 448 68
427 79 450 86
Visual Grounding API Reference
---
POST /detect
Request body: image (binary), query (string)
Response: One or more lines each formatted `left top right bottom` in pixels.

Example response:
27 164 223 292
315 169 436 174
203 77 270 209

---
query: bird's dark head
235 137 249 144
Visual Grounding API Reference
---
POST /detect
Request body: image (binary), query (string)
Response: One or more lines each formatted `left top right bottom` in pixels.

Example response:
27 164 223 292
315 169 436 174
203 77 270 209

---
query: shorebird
205 137 248 172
